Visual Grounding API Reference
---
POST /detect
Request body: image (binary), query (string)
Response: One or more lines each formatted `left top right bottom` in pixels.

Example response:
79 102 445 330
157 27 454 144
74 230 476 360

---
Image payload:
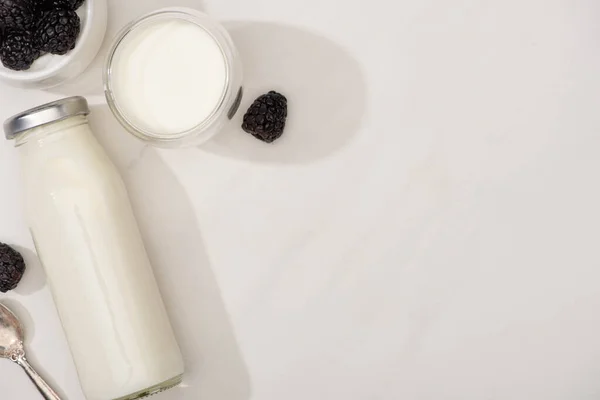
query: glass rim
103 8 235 143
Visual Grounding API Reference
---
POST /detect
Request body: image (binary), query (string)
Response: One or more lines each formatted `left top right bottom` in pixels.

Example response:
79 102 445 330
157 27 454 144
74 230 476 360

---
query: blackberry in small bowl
0 0 36 30
0 0 107 88
35 8 81 55
0 30 40 71
41 0 85 12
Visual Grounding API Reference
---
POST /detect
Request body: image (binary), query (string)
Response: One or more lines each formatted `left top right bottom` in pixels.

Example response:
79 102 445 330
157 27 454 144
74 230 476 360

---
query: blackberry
40 0 84 12
0 243 25 293
242 91 288 143
35 8 80 55
0 0 35 30
0 30 40 70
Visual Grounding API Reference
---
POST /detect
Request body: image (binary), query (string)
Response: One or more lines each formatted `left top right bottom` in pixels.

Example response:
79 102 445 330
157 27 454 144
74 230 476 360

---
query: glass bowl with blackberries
0 0 106 88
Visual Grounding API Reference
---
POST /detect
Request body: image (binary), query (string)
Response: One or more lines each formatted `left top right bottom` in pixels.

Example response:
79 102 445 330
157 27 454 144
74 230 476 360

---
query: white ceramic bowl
0 0 107 89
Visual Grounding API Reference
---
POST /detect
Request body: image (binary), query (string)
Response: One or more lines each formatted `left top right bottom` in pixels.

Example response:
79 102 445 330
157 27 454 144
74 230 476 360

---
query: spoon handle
15 354 62 400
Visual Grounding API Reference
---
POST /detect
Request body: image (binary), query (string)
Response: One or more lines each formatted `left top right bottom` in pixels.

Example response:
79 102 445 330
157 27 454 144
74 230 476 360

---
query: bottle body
17 116 184 400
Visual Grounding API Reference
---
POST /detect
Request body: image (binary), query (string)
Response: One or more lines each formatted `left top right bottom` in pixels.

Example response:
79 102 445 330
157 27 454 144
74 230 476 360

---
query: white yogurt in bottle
105 8 243 147
4 97 184 400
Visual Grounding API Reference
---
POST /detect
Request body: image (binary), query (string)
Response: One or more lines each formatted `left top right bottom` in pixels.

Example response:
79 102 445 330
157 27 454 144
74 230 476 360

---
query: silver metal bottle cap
4 96 90 140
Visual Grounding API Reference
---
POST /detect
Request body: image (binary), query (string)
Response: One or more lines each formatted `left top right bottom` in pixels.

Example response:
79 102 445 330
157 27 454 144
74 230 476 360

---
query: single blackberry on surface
0 0 36 30
0 243 25 293
35 8 80 55
0 30 40 70
242 91 288 143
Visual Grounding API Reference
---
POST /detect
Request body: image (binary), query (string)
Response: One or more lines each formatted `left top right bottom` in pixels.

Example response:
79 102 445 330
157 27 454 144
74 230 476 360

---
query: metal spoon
0 303 61 400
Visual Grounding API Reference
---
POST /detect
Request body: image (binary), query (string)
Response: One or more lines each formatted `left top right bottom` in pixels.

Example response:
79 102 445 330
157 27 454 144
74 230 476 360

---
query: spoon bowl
0 303 61 399
0 303 25 360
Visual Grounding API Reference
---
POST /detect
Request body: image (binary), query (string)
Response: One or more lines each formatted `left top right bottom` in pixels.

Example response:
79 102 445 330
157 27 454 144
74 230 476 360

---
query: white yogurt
110 18 228 135
16 116 184 400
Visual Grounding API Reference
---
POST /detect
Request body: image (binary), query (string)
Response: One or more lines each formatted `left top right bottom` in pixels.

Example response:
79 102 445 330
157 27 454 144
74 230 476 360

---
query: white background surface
2 0 600 399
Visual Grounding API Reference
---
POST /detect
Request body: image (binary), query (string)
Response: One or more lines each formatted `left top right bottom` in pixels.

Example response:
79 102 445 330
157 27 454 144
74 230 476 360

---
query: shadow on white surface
50 0 207 96
12 247 46 296
88 105 251 400
202 21 367 164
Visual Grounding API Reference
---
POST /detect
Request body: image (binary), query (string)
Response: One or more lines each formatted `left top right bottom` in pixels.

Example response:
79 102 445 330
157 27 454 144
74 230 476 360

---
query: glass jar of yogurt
104 8 243 147
4 97 185 400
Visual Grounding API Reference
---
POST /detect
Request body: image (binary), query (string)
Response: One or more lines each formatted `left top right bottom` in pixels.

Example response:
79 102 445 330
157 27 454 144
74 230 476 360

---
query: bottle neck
14 116 89 148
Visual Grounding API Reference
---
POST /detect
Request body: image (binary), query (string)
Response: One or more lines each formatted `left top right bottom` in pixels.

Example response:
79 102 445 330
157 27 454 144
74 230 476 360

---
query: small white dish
0 0 107 89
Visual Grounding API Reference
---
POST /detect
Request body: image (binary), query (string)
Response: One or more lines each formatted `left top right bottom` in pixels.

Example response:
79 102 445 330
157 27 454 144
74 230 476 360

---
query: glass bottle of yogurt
4 97 184 400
